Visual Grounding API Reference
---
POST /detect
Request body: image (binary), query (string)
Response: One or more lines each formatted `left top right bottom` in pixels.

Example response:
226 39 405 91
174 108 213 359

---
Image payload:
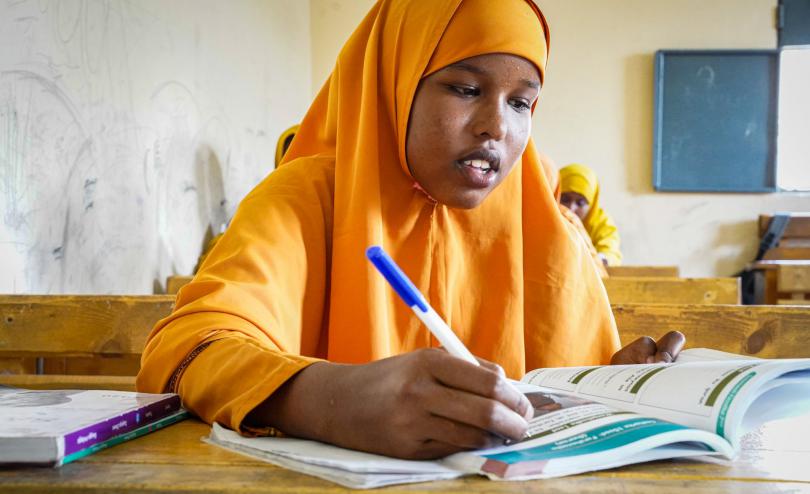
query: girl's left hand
610 331 686 365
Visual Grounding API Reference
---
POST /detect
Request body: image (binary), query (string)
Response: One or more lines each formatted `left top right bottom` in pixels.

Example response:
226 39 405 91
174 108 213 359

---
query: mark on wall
0 0 311 293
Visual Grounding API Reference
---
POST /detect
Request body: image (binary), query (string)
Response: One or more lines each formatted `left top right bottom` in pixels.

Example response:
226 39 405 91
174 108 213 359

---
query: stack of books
0 387 188 466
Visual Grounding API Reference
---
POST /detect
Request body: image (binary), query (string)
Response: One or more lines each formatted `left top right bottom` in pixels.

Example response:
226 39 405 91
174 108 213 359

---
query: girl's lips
456 160 497 189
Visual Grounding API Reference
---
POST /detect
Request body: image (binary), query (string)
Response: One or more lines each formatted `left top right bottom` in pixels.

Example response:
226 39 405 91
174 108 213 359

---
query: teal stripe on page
482 418 701 464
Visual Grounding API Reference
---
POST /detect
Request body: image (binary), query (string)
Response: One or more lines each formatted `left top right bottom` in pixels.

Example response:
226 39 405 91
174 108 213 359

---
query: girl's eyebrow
446 61 540 89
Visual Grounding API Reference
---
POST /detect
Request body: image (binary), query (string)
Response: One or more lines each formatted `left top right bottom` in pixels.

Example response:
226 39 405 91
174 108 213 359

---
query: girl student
559 163 622 267
138 0 683 460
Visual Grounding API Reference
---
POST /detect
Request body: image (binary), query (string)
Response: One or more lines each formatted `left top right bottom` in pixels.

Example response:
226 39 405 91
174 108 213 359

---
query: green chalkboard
653 50 779 192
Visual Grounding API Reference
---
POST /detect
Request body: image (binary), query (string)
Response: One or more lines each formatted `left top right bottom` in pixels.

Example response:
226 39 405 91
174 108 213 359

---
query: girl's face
560 191 590 220
405 53 541 209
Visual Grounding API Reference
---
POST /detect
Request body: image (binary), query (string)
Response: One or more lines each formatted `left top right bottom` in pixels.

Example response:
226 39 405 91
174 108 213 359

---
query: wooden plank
613 303 810 358
606 266 680 277
0 357 37 374
41 355 141 376
0 374 136 391
0 295 174 358
758 213 810 238
604 277 740 304
777 264 810 292
762 246 810 260
166 275 194 295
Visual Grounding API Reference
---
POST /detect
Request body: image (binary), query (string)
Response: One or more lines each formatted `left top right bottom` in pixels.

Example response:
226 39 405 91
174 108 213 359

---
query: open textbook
206 348 810 488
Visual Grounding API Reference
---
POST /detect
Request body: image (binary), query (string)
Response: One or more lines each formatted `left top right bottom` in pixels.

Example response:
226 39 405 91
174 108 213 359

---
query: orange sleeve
136 158 335 433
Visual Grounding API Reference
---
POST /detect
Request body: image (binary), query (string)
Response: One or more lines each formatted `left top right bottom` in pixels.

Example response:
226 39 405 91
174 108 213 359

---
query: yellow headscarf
559 164 622 265
138 0 619 430
274 125 300 167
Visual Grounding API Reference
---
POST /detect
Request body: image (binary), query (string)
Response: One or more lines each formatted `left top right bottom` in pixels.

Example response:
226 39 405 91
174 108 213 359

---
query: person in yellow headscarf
274 124 299 167
538 154 608 278
559 164 622 267
138 0 682 460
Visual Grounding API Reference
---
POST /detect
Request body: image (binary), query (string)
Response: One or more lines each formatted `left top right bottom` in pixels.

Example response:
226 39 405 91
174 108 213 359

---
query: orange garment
137 0 620 434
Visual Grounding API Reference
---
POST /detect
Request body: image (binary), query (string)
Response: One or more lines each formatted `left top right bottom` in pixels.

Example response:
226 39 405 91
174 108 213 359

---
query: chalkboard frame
652 49 780 193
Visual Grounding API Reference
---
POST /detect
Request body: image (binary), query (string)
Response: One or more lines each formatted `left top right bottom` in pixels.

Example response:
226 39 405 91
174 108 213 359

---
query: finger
418 415 504 451
654 331 686 363
611 336 657 365
476 357 506 378
424 383 529 442
409 439 470 460
426 351 532 420
474 358 533 419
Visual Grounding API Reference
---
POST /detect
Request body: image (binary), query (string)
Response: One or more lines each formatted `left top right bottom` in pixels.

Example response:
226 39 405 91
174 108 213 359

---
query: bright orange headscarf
138 0 619 431
281 0 617 372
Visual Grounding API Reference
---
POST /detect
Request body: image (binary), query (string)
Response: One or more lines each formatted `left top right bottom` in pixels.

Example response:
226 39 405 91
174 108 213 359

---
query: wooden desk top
2 417 809 493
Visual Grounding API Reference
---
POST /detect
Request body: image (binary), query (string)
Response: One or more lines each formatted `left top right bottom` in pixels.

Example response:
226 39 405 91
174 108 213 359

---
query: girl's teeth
462 159 491 171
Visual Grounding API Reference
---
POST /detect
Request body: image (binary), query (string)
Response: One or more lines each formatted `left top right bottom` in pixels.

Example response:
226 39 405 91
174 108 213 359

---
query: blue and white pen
366 245 479 366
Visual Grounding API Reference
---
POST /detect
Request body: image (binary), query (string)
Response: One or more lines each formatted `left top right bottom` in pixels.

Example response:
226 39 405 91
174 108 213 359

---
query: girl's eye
510 99 531 112
449 85 479 97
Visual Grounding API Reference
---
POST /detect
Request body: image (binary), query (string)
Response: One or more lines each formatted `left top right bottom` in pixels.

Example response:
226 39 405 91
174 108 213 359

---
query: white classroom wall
0 0 312 293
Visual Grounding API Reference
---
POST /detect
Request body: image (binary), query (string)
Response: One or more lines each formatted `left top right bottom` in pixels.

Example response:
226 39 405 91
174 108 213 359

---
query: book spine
62 395 182 456
60 410 190 466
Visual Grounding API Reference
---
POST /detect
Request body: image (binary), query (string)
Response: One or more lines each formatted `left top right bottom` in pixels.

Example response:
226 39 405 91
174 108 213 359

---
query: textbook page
521 354 810 446
675 348 760 363
443 387 730 480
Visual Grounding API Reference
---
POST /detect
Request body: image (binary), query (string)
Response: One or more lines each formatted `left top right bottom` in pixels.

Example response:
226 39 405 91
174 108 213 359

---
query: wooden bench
165 275 194 295
759 213 810 247
777 262 810 304
604 277 740 304
746 260 810 304
758 213 810 260
2 297 808 393
606 265 680 277
0 295 174 391
613 303 810 358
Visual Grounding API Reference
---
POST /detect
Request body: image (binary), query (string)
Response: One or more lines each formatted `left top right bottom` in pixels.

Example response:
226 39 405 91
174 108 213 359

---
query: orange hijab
280 0 618 374
139 0 619 402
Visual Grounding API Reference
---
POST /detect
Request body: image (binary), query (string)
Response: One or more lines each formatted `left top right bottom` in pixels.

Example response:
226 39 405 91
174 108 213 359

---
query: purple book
0 388 183 466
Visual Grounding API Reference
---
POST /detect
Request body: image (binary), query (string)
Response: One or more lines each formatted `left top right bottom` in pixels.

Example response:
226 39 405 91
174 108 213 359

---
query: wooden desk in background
759 213 810 261
746 260 810 305
604 277 740 305
606 265 680 277
166 275 194 295
1 418 809 493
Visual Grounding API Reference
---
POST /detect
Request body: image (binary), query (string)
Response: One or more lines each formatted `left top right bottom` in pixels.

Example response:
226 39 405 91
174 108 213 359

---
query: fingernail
646 356 655 364
522 399 534 420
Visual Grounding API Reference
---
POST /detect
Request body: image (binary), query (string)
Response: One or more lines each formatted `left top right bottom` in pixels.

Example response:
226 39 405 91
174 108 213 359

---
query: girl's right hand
245 348 533 459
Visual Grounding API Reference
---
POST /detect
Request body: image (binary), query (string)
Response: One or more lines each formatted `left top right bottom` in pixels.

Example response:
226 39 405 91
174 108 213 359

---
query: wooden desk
1 418 809 492
604 277 740 305
746 260 810 305
607 265 680 277
165 275 194 295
